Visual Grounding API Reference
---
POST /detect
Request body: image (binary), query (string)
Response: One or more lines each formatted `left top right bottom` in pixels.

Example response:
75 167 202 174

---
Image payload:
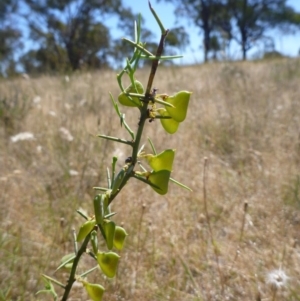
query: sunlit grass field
1 58 300 301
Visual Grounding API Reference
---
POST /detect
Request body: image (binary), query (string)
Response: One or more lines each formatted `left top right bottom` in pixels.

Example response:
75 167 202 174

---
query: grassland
1 58 300 301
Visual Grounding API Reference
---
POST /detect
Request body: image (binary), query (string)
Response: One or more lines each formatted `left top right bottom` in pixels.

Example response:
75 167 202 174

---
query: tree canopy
160 0 300 61
1 0 300 75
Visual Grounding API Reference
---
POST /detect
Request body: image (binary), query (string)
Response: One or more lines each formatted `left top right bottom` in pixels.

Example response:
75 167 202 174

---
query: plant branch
61 234 91 301
145 29 169 97
107 27 169 206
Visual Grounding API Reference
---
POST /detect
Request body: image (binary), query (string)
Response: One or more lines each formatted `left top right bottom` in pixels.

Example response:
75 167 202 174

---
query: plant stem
108 29 169 206
145 29 169 96
61 234 90 301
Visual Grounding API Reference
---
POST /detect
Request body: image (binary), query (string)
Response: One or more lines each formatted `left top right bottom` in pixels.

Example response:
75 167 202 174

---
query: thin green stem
107 27 169 207
61 234 91 301
140 54 182 60
79 265 99 278
41 274 65 289
122 38 154 56
97 134 134 146
148 1 166 34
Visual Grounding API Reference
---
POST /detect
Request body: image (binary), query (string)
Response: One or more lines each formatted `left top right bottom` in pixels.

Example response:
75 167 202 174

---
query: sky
116 0 300 64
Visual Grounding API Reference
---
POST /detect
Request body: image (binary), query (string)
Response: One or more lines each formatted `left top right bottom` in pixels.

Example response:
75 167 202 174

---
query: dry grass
1 58 300 301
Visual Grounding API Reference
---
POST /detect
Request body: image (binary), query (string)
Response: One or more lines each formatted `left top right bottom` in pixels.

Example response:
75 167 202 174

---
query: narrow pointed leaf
170 177 192 191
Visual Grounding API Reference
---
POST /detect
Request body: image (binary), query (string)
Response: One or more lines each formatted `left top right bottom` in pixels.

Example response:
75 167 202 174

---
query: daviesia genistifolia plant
37 3 192 301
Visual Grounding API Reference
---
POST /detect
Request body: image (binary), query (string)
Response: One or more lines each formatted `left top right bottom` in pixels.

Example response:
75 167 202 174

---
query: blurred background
1 0 300 77
2 1 300 301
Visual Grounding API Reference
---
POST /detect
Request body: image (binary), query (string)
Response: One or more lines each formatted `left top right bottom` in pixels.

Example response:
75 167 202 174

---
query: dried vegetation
1 58 300 300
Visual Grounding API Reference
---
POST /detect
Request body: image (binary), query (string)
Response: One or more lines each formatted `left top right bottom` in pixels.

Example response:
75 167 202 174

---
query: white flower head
59 127 74 142
48 110 56 117
266 269 289 290
69 169 79 176
10 132 35 143
33 96 41 104
36 145 42 153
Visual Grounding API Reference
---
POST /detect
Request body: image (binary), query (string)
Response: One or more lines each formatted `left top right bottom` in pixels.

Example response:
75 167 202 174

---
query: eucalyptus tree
0 0 22 75
21 0 137 72
159 0 229 62
226 0 296 60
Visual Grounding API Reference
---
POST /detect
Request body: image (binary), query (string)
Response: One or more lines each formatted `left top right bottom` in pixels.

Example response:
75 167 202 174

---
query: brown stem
145 29 169 97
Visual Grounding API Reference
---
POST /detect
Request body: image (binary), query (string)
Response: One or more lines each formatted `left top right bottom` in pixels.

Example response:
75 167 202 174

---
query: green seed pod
97 251 120 278
91 230 98 254
83 282 105 301
94 194 105 225
118 80 144 107
165 91 192 122
103 192 111 217
144 149 175 172
113 226 128 250
148 170 171 195
103 220 116 250
111 168 125 195
157 108 179 134
77 219 96 242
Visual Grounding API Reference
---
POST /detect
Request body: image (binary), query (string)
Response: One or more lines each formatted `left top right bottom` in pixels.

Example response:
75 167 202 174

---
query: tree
159 0 229 62
226 0 296 60
0 0 22 76
21 0 137 72
160 0 299 62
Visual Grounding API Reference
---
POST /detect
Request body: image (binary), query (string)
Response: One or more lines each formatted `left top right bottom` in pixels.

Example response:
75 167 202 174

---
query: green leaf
148 170 171 195
55 253 76 272
144 149 175 172
113 226 128 250
165 91 192 122
91 230 98 254
157 108 180 134
94 194 105 225
111 168 126 195
77 219 96 242
118 80 144 107
97 251 120 278
104 220 116 250
83 282 105 301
